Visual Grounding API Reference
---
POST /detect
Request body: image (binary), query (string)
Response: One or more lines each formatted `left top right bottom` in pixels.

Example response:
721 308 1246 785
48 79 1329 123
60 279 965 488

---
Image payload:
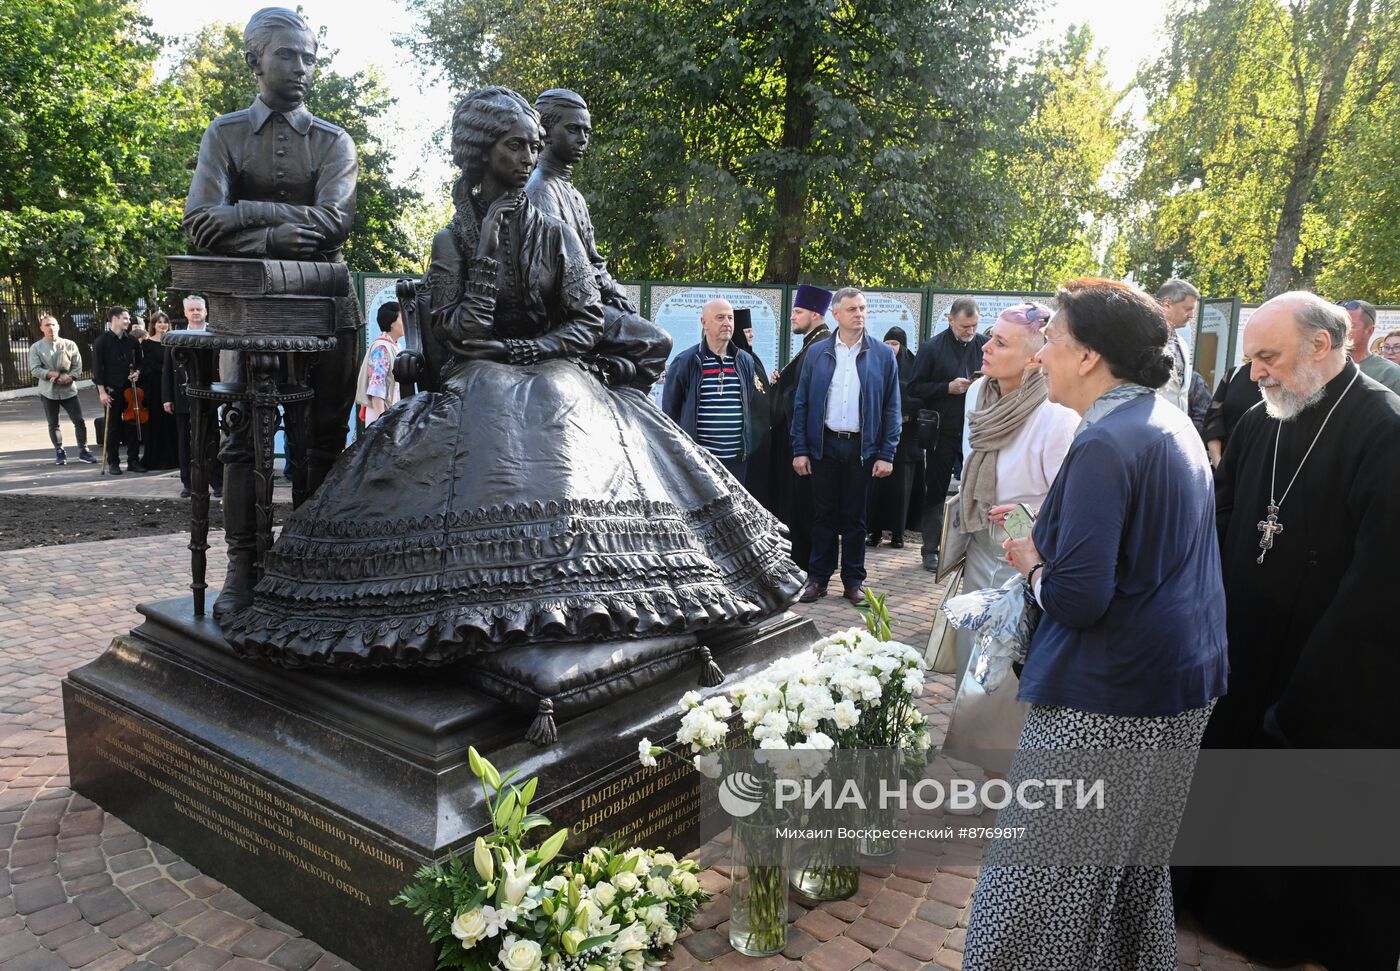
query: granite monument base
63 598 817 970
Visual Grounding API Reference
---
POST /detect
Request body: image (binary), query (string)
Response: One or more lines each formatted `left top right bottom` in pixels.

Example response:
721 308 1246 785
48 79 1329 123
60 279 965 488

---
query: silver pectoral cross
1256 505 1283 564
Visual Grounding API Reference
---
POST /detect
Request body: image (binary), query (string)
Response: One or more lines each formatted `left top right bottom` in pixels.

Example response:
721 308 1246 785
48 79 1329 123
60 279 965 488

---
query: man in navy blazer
791 287 902 603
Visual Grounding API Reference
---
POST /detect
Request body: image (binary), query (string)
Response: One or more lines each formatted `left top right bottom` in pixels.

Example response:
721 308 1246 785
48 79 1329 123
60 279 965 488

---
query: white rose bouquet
393 749 708 970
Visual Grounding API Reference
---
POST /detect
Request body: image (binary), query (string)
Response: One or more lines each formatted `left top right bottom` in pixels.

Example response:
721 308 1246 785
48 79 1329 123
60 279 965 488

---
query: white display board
786 290 922 361
927 293 1055 339
649 285 783 373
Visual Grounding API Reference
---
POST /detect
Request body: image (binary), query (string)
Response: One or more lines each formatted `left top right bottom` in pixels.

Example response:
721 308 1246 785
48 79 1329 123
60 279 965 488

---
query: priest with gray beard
1186 291 1400 970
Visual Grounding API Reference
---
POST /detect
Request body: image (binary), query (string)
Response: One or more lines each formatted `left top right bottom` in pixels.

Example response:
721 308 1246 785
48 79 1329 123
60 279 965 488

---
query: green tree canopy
0 0 184 309
1122 0 1399 300
404 0 1036 286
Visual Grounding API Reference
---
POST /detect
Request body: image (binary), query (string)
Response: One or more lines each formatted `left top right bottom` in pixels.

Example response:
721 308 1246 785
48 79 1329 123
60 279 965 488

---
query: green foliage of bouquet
393 748 709 971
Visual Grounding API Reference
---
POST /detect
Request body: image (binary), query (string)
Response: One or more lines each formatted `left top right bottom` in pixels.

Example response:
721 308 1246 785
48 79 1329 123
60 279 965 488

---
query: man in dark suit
162 296 221 499
908 297 987 572
769 284 832 567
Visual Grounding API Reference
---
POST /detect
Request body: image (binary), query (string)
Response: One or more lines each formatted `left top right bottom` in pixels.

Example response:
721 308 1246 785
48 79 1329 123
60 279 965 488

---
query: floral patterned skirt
962 701 1213 971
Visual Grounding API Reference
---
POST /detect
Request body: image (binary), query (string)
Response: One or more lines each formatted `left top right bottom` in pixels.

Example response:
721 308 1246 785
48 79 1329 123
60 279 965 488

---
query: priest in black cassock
1188 291 1400 971
768 284 832 566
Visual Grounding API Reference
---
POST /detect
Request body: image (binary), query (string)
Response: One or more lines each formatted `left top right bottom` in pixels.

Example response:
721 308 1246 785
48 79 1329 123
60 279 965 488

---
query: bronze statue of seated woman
218 87 801 739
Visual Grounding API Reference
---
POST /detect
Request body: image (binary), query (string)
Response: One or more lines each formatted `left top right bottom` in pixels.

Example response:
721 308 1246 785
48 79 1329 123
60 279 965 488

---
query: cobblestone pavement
0 527 1311 970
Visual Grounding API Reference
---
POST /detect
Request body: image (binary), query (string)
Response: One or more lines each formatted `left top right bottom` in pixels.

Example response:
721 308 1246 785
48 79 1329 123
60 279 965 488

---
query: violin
123 378 147 440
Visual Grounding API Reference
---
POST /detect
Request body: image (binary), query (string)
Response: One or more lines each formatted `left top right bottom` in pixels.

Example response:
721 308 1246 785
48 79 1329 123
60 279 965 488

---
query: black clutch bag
916 409 941 449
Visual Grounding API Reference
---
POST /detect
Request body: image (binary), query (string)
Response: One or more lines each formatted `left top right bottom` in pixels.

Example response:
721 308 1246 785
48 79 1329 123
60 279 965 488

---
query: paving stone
794 908 847 943
780 928 817 960
679 928 729 963
0 946 69 971
24 905 80 938
307 957 356 971
889 920 947 962
179 911 248 950
55 930 117 968
870 947 925 971
709 951 782 971
175 881 218 904
107 852 154 876
113 920 174 956
845 917 896 951
816 899 862 922
167 945 232 971
37 923 91 952
690 894 729 931
10 866 60 887
864 889 919 929
250 914 297 937
79 952 137 971
926 873 975 909
0 932 36 964
881 876 927 899
933 946 963 969
916 898 962 929
113 871 161 893
126 882 187 919
73 889 132 926
98 835 145 858
60 877 110 898
96 911 148 939
803 937 873 971
10 841 57 869
230 928 288 961
12 879 65 916
153 902 207 928
142 937 197 967
147 847 178 867
160 866 196 884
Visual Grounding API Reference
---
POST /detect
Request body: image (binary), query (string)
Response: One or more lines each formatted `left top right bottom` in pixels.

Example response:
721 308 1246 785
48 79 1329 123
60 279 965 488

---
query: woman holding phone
962 279 1228 971
947 304 1077 688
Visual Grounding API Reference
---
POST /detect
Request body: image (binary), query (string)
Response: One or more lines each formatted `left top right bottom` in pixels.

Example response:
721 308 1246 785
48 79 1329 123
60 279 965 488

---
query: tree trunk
1263 0 1370 297
761 43 816 284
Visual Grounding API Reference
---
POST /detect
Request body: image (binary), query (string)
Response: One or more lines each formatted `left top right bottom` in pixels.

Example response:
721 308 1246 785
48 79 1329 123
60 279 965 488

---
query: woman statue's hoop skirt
219 87 802 668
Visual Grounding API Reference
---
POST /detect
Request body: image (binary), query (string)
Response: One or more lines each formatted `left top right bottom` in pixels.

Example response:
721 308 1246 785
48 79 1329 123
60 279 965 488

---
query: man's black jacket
907 329 987 440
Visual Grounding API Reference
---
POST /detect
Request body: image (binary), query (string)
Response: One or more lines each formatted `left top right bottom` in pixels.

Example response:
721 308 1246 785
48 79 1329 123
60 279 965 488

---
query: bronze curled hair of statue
449 87 540 208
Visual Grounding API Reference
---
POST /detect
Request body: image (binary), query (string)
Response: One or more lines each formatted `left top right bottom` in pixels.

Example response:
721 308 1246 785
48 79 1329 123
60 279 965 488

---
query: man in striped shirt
663 298 765 486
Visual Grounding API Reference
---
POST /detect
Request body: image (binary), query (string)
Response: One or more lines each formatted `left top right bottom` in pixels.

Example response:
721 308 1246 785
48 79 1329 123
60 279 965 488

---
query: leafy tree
1124 0 1398 299
958 26 1127 291
0 0 185 320
403 0 1033 286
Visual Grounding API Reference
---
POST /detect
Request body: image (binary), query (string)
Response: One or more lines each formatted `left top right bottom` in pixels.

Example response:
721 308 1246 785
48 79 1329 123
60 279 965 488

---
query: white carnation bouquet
393 748 709 971
640 590 931 767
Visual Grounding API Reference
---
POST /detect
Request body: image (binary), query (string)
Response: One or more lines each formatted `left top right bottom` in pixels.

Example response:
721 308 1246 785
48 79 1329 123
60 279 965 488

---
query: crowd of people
661 276 1398 971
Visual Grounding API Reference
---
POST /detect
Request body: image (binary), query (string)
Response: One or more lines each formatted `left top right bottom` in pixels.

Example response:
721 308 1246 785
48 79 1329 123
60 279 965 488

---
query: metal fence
1 288 100 391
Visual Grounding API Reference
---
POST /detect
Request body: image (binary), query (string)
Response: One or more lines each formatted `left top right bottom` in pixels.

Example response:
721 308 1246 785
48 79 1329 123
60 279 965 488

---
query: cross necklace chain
1256 368 1359 564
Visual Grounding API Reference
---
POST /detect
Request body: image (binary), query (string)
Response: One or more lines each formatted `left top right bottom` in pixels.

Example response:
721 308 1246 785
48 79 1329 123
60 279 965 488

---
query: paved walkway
1 372 1312 971
0 523 1315 970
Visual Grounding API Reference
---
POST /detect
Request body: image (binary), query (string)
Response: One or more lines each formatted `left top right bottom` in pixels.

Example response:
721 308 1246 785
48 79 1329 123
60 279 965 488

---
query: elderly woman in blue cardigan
962 278 1229 971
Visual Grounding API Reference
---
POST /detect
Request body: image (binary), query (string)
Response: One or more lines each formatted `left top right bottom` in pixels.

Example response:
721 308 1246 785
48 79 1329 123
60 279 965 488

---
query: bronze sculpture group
180 9 800 735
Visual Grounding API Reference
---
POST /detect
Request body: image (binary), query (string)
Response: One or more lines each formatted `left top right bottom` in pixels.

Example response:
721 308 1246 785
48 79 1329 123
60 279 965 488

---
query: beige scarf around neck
959 368 1049 532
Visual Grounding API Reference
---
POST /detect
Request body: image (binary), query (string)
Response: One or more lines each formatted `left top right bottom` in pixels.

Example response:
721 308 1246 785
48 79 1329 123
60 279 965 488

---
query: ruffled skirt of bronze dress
219 356 803 667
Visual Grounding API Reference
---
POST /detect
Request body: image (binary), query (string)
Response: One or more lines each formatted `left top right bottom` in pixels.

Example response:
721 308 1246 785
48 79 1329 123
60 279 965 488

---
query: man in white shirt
1156 278 1199 412
790 288 901 603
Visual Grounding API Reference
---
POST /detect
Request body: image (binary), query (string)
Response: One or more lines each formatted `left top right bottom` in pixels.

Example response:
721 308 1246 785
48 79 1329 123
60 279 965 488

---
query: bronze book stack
168 255 344 336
